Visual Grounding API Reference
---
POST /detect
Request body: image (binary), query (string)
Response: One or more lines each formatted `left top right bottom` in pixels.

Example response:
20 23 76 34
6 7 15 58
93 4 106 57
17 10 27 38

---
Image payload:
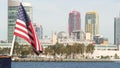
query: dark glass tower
114 17 120 46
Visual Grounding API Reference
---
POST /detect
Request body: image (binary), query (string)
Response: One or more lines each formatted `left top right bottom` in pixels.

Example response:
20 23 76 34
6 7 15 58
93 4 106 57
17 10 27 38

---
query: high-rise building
85 11 99 37
68 11 81 36
33 23 43 39
8 0 32 43
8 0 19 43
114 17 120 46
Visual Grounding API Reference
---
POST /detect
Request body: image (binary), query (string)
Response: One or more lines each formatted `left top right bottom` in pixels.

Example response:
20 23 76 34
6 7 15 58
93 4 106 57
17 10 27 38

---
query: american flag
14 3 42 55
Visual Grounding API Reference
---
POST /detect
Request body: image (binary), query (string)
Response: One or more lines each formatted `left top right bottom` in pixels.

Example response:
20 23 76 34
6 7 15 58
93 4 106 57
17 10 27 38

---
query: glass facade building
68 11 81 36
85 11 99 36
8 0 32 43
33 23 43 40
114 17 120 46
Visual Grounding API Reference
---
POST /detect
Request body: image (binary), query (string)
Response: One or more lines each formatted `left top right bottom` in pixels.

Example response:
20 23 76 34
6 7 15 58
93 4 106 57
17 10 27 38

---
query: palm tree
86 44 95 58
44 46 54 57
65 44 71 59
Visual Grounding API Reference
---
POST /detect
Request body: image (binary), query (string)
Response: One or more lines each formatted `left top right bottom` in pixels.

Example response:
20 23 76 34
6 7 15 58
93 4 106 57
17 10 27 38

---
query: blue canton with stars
17 3 31 26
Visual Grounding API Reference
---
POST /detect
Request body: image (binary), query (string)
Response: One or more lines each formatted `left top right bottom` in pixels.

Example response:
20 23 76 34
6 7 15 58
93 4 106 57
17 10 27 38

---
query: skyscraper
8 0 32 43
8 0 19 43
85 11 99 36
33 23 43 39
114 17 120 46
68 11 81 36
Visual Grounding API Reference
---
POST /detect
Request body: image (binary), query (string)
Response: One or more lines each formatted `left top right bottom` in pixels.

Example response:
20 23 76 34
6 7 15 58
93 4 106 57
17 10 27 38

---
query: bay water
12 62 120 68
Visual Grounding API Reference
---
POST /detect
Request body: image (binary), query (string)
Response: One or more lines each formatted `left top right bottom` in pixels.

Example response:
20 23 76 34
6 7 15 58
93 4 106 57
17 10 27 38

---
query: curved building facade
68 11 81 36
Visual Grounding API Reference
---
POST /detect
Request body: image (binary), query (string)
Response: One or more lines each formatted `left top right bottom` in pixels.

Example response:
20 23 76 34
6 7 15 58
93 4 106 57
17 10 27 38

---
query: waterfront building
57 31 68 40
93 34 104 44
33 23 43 39
57 31 68 44
71 30 85 41
57 31 93 45
85 11 99 37
41 36 52 48
93 44 120 59
8 0 32 44
68 11 81 36
93 34 109 45
94 44 117 50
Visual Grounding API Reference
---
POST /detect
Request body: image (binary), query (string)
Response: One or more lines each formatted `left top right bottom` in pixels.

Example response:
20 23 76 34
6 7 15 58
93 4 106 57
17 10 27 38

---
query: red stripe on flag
14 32 31 44
16 22 26 28
13 3 42 55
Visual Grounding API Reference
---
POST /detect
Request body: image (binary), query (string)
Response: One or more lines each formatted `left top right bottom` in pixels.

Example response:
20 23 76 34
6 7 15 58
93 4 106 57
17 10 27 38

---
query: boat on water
0 56 11 68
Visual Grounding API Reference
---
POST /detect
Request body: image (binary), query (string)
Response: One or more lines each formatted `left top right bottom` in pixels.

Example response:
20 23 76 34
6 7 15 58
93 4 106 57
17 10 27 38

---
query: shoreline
12 58 120 62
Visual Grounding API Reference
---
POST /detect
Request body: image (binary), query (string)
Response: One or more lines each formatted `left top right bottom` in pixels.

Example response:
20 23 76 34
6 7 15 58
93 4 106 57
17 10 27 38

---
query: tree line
0 42 34 57
0 42 95 59
44 43 95 59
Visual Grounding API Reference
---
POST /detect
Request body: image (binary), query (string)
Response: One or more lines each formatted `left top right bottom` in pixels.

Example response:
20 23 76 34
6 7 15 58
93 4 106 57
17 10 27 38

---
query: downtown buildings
2 0 120 58
68 11 99 42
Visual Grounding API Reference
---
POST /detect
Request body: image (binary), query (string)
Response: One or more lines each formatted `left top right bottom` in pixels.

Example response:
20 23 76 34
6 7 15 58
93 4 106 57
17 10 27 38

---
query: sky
1 0 120 44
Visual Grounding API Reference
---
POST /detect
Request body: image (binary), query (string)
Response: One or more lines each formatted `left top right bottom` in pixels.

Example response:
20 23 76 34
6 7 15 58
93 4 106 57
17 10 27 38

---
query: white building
85 33 92 41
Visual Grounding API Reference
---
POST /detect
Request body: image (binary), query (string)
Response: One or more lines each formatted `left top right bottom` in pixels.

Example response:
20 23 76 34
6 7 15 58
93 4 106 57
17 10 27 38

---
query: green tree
114 53 119 59
65 45 72 59
86 44 95 54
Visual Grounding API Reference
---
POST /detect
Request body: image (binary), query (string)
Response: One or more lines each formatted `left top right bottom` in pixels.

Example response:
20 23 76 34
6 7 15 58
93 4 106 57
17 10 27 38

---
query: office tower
85 11 99 36
33 23 43 39
114 17 120 46
68 11 81 36
8 0 32 43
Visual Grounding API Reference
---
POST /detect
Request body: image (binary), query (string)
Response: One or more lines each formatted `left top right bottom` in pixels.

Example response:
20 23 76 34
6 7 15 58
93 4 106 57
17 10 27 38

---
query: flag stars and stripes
17 5 30 26
14 3 42 55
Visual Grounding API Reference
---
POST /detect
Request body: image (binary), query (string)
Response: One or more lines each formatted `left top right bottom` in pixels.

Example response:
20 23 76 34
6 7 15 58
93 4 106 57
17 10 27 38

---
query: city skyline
1 0 120 44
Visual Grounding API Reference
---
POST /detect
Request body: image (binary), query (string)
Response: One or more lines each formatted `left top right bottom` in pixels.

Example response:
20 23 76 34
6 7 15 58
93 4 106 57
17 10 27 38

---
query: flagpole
10 35 16 56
